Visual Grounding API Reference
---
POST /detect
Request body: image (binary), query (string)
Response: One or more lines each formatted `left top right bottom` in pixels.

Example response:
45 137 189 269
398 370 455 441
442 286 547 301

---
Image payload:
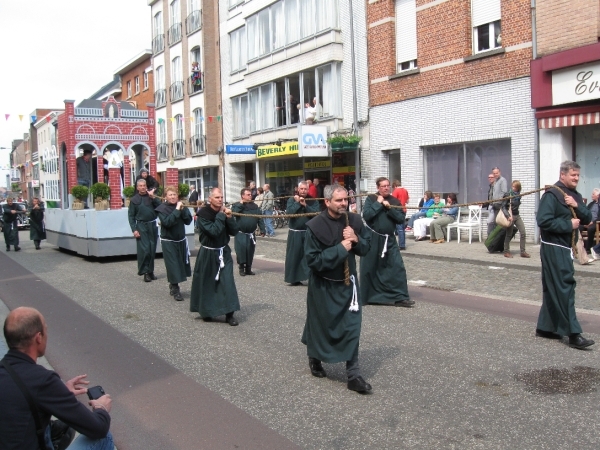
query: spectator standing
188 184 199 205
28 197 46 250
2 198 22 251
391 180 409 250
76 150 92 188
582 188 599 254
502 181 530 258
254 187 264 211
261 184 275 237
486 173 496 235
248 181 258 200
307 180 318 199
489 167 508 235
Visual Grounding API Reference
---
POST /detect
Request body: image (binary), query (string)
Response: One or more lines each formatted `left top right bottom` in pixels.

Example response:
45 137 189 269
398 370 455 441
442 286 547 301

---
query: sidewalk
264 225 599 275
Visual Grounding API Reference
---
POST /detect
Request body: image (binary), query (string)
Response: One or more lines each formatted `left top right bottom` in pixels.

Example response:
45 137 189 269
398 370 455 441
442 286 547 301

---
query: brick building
531 0 600 197
367 0 536 238
34 110 64 207
10 137 28 198
115 51 154 111
219 0 370 202
149 0 221 201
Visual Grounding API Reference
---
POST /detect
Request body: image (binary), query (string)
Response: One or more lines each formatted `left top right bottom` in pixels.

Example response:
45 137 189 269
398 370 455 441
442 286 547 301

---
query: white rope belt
202 245 226 280
160 236 190 264
365 224 389 258
238 230 256 245
541 239 574 260
319 274 359 312
289 228 306 232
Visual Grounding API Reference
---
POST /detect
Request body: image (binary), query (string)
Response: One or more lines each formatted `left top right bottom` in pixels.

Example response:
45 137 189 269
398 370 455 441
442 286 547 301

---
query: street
2 230 600 449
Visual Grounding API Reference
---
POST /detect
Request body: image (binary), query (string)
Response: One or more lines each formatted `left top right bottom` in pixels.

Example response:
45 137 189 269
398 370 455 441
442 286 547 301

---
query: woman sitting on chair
429 193 459 244
413 193 444 241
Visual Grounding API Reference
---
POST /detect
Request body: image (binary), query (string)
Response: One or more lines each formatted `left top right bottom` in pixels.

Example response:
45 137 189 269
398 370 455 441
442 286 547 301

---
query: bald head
4 307 45 352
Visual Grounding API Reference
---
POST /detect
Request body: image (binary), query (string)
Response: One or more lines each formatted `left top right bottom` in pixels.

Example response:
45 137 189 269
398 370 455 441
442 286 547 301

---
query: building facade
219 0 369 202
35 111 64 207
114 51 155 111
367 0 536 237
149 0 222 201
531 0 600 198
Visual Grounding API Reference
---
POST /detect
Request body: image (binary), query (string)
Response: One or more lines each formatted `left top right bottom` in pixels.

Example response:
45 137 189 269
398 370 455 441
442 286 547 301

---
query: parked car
0 201 29 229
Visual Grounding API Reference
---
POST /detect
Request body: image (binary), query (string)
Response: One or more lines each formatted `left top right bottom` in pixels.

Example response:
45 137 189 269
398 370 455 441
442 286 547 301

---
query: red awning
538 112 600 129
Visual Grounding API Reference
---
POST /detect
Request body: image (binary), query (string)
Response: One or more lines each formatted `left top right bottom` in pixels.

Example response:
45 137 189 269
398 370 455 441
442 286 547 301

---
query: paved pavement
2 229 600 449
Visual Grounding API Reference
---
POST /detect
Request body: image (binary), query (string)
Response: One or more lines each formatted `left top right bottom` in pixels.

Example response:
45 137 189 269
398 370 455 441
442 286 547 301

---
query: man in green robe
190 187 241 326
232 188 265 276
156 186 193 301
536 160 595 350
284 181 320 286
360 177 414 307
2 198 22 251
29 198 46 250
128 179 160 282
302 184 372 393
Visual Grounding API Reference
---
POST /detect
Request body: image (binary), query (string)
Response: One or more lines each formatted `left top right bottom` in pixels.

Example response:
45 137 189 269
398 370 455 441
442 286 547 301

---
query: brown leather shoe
434 239 445 244
521 252 531 258
504 252 513 258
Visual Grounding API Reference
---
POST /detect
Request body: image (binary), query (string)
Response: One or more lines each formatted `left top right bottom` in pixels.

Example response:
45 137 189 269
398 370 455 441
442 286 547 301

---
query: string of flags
3 114 54 124
157 116 222 124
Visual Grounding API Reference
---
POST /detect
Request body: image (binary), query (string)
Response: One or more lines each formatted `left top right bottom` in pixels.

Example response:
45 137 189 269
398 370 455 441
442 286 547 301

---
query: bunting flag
180 116 184 122
46 116 52 123
18 115 23 121
170 117 175 122
189 116 194 122
151 115 228 124
217 115 221 122
4 114 9 121
31 115 37 123
208 116 213 123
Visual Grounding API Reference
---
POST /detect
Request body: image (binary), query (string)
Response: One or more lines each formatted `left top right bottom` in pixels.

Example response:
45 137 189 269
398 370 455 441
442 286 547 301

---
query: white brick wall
368 77 538 240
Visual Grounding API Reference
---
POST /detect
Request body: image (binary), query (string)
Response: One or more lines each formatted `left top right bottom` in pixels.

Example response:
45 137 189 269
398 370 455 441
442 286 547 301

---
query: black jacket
0 350 110 449
501 190 521 217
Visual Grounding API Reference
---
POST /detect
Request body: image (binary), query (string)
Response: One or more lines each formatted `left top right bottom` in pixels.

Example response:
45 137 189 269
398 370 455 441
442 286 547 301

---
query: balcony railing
32 152 39 161
186 10 202 35
172 139 186 159
152 34 164 55
168 23 182 46
74 107 103 117
190 134 205 156
187 75 203 95
157 143 168 161
121 110 148 118
154 89 166 108
170 81 184 102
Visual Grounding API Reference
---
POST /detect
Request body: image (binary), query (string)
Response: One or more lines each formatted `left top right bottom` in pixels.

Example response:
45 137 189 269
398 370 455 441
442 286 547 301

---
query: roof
88 74 121 100
75 99 136 110
114 50 153 75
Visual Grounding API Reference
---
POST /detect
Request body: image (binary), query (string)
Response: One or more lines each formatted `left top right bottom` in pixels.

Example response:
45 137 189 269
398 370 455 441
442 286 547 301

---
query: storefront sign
31 180 40 187
265 170 304 178
256 141 298 158
225 144 255 155
332 166 356 174
299 125 329 157
304 160 331 169
552 61 600 106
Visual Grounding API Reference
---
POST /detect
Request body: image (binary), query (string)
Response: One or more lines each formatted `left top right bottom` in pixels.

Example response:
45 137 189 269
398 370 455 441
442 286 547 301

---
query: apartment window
172 56 182 82
156 66 164 88
143 72 149 90
127 81 132 98
229 0 243 7
170 0 180 26
472 0 501 53
174 115 184 141
423 139 511 204
395 0 417 72
159 120 166 144
230 27 246 72
135 76 140 94
192 108 204 155
232 94 249 137
190 47 201 69
284 0 300 44
154 11 163 36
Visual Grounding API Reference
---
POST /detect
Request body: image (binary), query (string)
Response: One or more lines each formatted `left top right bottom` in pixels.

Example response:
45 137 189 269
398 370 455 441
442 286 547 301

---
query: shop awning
538 112 600 129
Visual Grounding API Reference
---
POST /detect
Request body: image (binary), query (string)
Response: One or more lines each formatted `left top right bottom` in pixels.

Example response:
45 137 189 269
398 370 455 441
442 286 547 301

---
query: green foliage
123 185 136 198
326 135 363 145
11 183 21 192
326 135 346 145
90 182 110 199
155 185 164 197
178 183 190 199
345 135 363 144
70 185 89 201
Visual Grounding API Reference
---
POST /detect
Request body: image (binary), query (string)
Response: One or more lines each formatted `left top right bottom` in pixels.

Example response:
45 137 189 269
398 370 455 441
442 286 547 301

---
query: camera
86 386 106 400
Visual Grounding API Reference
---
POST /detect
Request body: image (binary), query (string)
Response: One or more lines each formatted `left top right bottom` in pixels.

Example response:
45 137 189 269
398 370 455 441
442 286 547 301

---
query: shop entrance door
576 125 600 196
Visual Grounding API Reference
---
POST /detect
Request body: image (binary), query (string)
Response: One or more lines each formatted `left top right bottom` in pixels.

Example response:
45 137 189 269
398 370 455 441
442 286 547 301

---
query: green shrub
90 182 110 199
345 135 363 144
70 185 89 201
123 186 136 198
178 183 190 199
326 135 345 145
155 185 164 197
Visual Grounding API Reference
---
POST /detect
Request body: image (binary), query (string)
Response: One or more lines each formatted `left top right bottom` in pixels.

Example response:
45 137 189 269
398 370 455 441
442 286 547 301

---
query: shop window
423 139 511 203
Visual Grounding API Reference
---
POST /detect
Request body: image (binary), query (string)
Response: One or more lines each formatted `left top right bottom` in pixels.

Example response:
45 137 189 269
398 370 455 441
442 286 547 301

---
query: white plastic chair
456 205 482 244
446 207 462 242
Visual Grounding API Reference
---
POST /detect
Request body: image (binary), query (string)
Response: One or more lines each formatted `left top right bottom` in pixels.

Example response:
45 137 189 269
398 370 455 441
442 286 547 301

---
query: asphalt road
2 232 600 449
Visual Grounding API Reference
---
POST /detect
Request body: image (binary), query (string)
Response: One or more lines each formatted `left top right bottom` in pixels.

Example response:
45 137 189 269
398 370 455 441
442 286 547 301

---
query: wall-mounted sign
304 160 331 170
552 61 600 106
256 141 298 158
332 165 356 174
265 170 304 178
31 180 40 187
299 125 328 157
226 144 255 155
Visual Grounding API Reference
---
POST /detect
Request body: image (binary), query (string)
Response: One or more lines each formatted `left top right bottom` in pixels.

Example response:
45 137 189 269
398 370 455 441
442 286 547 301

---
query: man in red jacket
307 179 318 199
392 180 409 250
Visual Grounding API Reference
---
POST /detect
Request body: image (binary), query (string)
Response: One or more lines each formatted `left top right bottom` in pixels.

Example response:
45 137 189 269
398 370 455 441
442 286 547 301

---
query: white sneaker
592 248 599 260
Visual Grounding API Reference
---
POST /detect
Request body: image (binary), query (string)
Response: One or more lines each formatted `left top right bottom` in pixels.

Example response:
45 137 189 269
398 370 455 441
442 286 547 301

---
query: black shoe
35 246 40 250
169 284 177 296
202 317 213 322
309 357 326 378
245 267 255 275
173 290 184 301
144 273 152 282
347 376 372 393
150 272 158 280
569 334 595 350
226 313 239 326
6 247 10 251
395 299 415 307
239 265 246 276
535 328 562 340
399 247 406 250
289 281 303 286
14 246 21 252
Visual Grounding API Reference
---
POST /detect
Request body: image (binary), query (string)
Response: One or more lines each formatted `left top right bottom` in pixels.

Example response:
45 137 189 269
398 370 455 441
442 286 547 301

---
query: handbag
576 231 590 265
495 198 513 228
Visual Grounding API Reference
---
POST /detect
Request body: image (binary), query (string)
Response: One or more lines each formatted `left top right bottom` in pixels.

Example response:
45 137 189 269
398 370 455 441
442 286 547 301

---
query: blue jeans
46 427 114 450
263 210 274 236
407 211 426 228
396 223 406 248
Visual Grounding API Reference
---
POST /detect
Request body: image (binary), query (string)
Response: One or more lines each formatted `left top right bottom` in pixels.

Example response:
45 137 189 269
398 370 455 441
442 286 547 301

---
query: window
300 0 315 38
192 108 204 155
174 115 184 141
284 0 300 44
232 94 249 137
190 46 201 69
156 66 164 88
170 0 180 26
144 72 149 90
258 7 271 55
388 150 401 183
230 27 246 72
127 81 132 98
189 0 200 11
154 11 163 36
172 57 182 82
471 0 501 53
159 120 166 144
135 76 140 94
423 139 511 203
395 0 417 72
247 15 258 60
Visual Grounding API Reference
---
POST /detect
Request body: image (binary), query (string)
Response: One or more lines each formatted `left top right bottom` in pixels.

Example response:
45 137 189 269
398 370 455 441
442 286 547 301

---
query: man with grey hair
284 181 320 285
302 184 373 393
536 160 594 349
582 188 600 254
488 167 508 235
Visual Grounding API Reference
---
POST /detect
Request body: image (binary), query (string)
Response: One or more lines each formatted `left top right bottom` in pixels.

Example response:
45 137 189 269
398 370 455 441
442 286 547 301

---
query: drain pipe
532 0 540 244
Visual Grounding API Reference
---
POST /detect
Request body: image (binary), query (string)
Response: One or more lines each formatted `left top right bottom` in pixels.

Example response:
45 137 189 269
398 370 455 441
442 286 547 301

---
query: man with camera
0 307 114 449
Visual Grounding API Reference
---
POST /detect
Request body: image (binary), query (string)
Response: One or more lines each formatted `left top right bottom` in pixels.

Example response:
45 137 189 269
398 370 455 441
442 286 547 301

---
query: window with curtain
258 8 271 56
144 72 149 90
247 15 258 60
192 108 204 154
127 81 132 98
189 0 200 12
170 0 180 26
156 65 164 88
271 1 285 51
172 56 181 81
316 0 336 32
471 0 501 53
248 88 260 132
260 83 274 130
395 0 417 71
285 0 299 44
190 47 201 68
174 115 183 140
159 120 166 144
154 11 163 36
193 108 203 136
230 28 241 71
300 0 315 38
317 63 341 118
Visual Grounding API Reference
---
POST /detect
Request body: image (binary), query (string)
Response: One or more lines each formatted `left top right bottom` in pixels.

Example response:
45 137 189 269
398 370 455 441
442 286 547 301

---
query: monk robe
128 193 160 276
284 195 320 284
156 203 193 284
232 201 264 270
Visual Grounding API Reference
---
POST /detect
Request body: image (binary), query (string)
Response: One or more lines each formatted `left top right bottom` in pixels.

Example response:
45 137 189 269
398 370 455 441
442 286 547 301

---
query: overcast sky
0 1 151 155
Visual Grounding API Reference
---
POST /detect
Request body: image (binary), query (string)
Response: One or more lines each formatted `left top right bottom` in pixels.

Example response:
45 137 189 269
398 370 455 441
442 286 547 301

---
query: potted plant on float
178 183 190 204
342 135 363 151
123 186 136 207
327 135 345 152
90 182 110 210
70 185 89 210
